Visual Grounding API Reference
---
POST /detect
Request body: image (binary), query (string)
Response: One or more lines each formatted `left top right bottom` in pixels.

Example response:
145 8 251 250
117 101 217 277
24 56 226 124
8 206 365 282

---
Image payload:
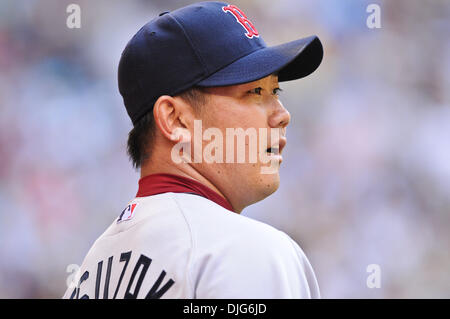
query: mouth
265 138 286 155
265 138 286 163
266 146 279 155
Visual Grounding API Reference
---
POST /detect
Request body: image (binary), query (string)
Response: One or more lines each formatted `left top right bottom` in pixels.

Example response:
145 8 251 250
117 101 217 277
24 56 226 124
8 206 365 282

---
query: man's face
191 74 290 212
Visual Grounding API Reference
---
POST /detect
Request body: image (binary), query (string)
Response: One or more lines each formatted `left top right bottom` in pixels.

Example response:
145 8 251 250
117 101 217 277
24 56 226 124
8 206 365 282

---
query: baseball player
63 1 323 299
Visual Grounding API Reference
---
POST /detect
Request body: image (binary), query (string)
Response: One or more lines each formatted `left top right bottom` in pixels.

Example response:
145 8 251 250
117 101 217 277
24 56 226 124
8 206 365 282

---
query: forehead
202 74 279 96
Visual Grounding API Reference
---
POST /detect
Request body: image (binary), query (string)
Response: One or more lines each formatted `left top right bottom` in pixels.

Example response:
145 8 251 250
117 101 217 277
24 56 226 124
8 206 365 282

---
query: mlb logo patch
117 203 137 223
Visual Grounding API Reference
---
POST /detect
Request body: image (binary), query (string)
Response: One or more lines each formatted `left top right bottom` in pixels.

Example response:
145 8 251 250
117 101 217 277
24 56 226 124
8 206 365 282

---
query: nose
269 100 290 129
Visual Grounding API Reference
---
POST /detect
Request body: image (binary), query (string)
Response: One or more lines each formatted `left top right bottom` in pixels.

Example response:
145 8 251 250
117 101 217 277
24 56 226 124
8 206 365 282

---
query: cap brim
196 35 323 87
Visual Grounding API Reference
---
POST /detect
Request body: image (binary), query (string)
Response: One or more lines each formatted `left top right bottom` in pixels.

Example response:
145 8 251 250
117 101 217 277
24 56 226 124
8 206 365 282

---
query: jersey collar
136 173 235 213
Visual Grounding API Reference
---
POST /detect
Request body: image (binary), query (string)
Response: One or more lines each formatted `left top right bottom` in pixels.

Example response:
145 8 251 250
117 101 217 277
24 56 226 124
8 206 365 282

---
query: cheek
237 105 267 127
207 99 267 130
195 101 277 169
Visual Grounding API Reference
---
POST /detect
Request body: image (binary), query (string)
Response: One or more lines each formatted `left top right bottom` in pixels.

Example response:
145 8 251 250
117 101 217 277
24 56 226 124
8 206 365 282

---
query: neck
140 154 239 213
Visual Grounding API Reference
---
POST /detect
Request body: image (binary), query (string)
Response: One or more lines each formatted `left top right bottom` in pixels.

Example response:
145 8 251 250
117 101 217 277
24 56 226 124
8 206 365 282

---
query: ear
153 95 193 143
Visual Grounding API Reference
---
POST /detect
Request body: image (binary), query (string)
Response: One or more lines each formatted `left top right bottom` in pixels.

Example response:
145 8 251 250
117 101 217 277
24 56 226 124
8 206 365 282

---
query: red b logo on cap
222 5 259 39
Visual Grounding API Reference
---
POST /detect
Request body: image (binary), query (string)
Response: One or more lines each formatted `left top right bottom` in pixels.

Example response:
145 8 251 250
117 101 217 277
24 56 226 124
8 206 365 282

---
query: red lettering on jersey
222 5 259 39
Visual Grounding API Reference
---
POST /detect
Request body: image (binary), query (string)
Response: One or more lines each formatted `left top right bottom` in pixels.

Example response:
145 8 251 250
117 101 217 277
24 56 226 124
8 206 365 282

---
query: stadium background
0 0 449 298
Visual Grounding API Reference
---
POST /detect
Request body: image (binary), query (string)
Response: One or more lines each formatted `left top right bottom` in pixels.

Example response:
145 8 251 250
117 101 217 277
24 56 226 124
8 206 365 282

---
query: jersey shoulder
171 192 288 248
172 193 317 298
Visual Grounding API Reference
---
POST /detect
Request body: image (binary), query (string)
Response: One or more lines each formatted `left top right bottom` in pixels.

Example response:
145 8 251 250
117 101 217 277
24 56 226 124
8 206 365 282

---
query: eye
248 87 262 95
273 87 283 96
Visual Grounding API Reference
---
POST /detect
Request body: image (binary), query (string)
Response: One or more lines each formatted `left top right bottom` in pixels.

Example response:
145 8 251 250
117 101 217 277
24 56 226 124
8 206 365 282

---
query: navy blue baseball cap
118 1 323 126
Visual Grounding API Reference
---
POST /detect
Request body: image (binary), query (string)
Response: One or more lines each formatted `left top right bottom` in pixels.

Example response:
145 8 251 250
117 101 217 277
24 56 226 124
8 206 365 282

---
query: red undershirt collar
136 173 235 213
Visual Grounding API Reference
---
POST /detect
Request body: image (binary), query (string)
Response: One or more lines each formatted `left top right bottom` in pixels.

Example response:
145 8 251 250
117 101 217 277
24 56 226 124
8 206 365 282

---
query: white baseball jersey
63 174 320 299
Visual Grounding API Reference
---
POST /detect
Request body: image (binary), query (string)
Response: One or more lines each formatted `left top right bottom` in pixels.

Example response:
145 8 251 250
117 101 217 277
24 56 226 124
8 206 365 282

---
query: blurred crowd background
0 0 449 298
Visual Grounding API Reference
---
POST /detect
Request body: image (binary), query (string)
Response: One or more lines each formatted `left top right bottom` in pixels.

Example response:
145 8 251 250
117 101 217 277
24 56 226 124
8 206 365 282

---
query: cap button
159 11 170 16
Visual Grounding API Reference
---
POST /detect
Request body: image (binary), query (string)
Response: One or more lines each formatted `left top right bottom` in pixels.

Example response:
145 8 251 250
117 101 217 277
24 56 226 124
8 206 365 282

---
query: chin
257 172 280 199
232 171 280 210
